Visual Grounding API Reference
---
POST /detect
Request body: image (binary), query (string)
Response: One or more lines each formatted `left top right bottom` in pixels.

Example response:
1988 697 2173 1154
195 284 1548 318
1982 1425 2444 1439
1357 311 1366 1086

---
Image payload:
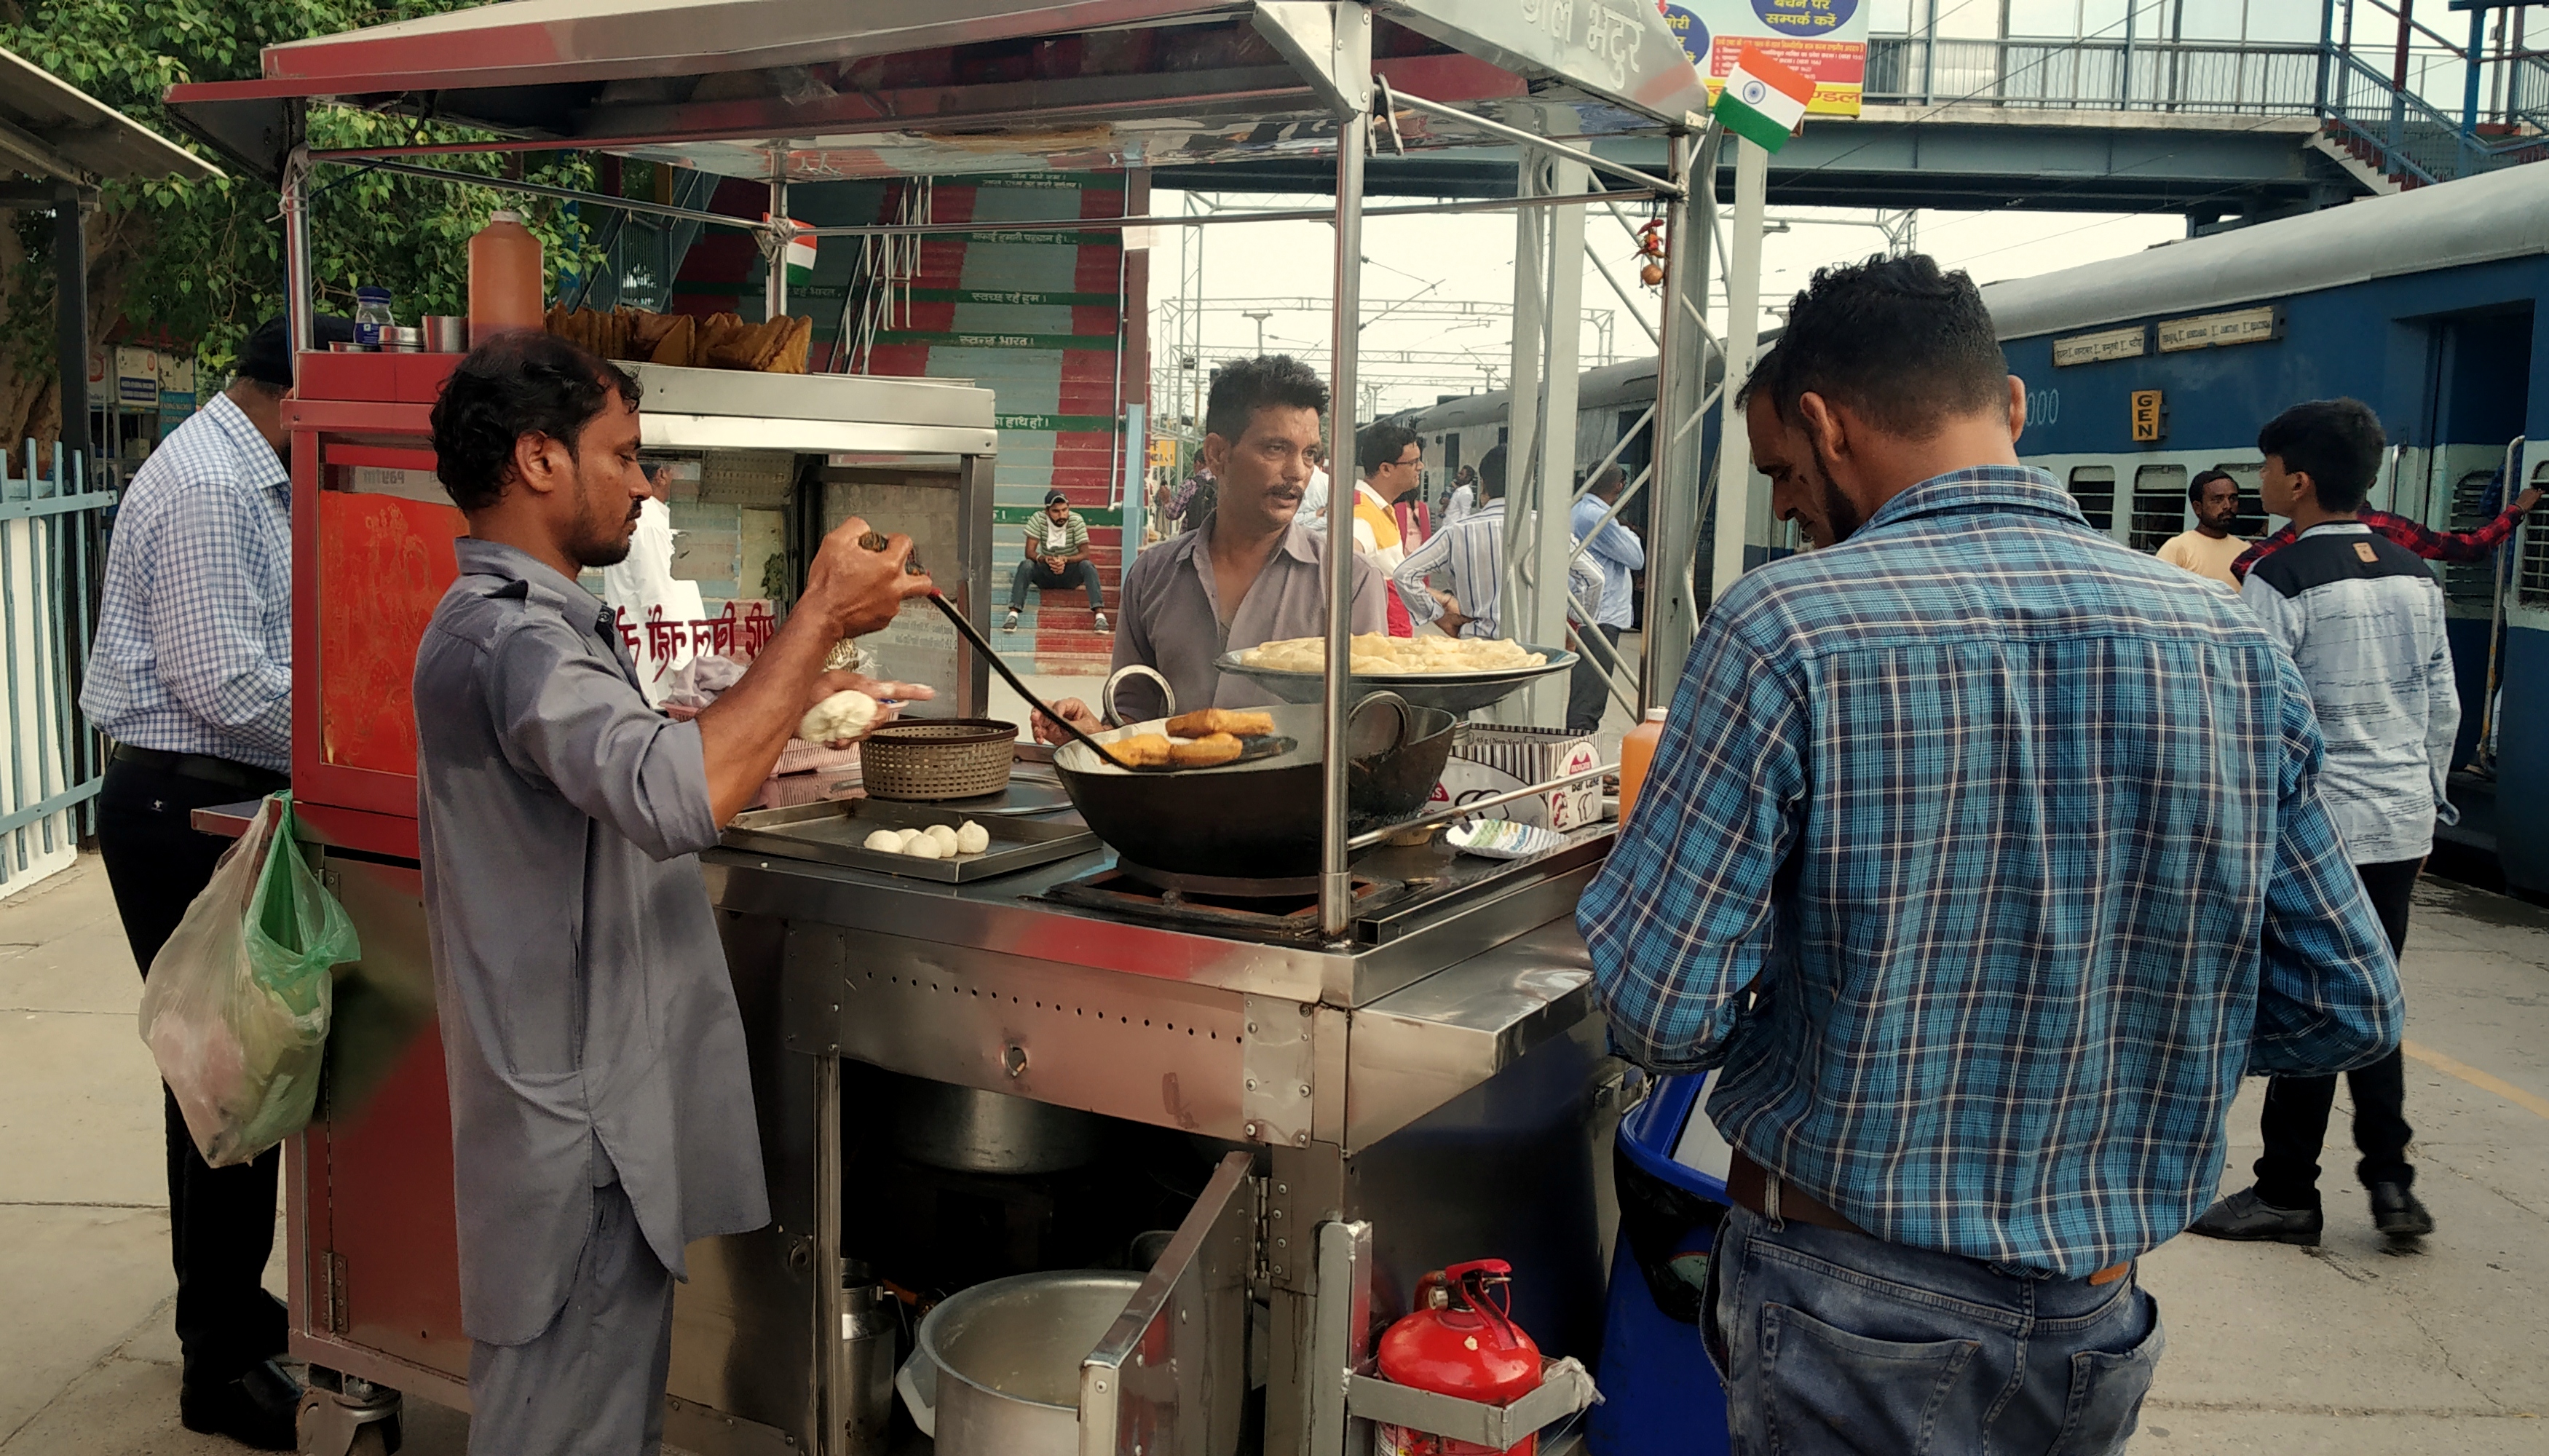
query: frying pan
1052 693 1457 889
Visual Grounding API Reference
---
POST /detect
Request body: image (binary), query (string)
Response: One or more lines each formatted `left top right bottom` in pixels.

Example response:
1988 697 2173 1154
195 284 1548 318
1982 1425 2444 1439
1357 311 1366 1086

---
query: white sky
1150 188 2186 422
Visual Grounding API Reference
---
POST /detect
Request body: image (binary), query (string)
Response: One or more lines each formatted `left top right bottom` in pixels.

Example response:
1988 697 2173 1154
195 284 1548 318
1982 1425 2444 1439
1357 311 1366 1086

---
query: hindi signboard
1664 0 1869 116
2052 325 2149 368
2157 305 2281 354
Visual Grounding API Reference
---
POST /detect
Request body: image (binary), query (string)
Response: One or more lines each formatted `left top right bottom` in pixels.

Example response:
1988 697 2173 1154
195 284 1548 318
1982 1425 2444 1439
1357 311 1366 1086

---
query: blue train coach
1981 165 2549 898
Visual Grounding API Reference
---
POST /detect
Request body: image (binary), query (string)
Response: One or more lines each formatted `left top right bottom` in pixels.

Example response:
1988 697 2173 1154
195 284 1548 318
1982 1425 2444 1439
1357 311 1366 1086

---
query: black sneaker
180 1358 302 1451
2369 1182 2434 1238
2187 1187 2323 1246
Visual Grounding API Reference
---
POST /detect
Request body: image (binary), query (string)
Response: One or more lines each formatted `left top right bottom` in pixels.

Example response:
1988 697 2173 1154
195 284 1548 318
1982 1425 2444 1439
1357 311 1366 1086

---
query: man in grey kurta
1040 354 1383 731
417 333 933 1454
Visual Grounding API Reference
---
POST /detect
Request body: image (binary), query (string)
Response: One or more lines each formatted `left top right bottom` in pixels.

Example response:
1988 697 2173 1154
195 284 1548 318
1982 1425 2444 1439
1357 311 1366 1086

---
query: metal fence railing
0 443 115 893
1862 31 2549 189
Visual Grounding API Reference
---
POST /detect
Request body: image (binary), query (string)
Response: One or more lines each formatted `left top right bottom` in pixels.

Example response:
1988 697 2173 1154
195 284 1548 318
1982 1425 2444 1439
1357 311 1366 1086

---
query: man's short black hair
2189 467 2237 505
430 332 641 513
1477 443 1508 499
1204 355 1329 445
2257 398 2384 513
1358 421 1420 476
1735 253 2009 438
1588 464 1624 497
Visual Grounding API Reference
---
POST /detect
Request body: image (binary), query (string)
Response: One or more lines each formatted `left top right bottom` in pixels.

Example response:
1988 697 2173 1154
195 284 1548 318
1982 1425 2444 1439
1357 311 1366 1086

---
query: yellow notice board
1664 0 1870 116
2131 389 2166 443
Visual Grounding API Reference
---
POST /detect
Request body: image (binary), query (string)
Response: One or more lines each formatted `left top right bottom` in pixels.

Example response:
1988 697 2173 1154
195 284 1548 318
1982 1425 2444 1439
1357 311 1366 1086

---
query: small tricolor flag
1714 49 1813 153
764 214 818 282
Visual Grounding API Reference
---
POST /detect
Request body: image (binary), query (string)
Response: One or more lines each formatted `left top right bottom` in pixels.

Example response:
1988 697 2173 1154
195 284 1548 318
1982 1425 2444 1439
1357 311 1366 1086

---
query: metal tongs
860 534 1291 772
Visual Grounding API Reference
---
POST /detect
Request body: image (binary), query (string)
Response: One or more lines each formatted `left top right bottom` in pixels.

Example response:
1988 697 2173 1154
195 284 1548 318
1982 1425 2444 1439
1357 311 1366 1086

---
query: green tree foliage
1 0 599 434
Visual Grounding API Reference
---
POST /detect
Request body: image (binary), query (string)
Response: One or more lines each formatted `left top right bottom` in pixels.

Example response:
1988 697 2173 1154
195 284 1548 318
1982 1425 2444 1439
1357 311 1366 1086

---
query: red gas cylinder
1374 1259 1544 1456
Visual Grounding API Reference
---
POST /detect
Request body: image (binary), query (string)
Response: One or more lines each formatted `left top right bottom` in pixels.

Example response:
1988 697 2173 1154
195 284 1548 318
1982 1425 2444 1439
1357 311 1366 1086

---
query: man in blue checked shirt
82 312 349 1449
1578 256 2400 1456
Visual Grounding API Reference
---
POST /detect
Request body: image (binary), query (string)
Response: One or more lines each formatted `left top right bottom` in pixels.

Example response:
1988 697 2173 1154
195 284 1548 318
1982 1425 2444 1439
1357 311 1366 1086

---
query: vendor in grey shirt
415 333 933 1456
1038 355 1384 735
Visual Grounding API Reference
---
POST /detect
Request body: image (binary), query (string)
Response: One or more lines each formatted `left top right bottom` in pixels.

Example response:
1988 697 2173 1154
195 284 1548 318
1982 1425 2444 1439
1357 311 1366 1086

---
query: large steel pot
898 1271 1144 1455
1051 687 1456 889
887 1077 1104 1174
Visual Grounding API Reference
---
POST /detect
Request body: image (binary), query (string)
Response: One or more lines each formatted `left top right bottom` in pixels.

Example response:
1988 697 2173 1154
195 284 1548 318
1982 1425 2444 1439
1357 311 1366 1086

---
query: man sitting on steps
1005 488 1109 635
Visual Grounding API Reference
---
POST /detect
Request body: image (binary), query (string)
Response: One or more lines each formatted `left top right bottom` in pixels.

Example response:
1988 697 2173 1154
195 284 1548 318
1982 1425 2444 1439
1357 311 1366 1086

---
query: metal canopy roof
2 45 219 186
165 0 1705 185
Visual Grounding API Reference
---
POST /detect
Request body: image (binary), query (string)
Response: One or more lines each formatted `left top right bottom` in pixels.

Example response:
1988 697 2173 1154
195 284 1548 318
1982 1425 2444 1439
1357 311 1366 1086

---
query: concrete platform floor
2 854 2544 1454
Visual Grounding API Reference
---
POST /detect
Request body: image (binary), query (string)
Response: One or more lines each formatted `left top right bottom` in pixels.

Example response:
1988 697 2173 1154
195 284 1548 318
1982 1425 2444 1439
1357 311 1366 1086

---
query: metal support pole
1586 238 1662 347
766 174 790 320
2465 1 2487 139
1497 157 1548 721
1644 128 1712 713
2119 0 2137 109
2317 0 2336 116
1318 1 1372 942
50 182 89 478
1514 157 1587 728
283 147 315 359
1710 140 1767 613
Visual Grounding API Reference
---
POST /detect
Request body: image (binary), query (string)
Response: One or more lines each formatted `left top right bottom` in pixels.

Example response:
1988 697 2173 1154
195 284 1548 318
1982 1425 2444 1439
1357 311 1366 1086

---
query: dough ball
862 830 904 853
799 689 880 745
896 828 925 847
955 821 990 855
901 834 943 860
925 824 960 855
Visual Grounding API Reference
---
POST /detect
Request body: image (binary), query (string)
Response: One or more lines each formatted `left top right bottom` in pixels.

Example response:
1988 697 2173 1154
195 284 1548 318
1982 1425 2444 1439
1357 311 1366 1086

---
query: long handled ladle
920 590 1295 772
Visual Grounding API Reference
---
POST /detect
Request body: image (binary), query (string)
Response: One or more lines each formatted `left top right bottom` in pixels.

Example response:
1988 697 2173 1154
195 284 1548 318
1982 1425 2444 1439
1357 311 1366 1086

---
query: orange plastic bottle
1618 708 1667 826
467 210 544 345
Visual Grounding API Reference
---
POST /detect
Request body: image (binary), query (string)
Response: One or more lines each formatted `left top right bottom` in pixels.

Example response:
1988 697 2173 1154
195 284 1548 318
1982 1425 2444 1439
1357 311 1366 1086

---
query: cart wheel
349 1421 395 1456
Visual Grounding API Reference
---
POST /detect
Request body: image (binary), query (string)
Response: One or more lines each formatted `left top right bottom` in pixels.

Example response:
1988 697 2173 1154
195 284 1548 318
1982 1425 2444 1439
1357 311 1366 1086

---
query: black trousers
2253 856 2422 1208
96 758 291 1382
1009 557 1105 611
1565 623 1624 735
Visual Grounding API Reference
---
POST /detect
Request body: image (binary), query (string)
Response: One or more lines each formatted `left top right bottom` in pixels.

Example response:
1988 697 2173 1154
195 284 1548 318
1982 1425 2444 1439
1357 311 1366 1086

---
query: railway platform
2 858 2543 1454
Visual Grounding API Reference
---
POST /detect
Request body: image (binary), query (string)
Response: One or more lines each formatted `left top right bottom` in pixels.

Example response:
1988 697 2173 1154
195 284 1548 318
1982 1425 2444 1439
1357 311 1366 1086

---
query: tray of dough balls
721 796 1098 882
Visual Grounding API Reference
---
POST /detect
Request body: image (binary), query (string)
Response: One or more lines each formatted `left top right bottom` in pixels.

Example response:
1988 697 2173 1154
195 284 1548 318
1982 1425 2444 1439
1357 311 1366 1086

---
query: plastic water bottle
352 287 392 348
1618 708 1667 826
467 210 544 345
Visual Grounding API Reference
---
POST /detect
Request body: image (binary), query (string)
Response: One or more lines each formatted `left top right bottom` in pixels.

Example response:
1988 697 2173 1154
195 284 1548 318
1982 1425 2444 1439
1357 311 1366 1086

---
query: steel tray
722 798 1095 882
1212 644 1577 714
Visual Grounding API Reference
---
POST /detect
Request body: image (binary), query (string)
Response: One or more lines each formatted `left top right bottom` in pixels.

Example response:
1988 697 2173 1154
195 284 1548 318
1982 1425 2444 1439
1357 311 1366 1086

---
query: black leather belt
109 743 289 793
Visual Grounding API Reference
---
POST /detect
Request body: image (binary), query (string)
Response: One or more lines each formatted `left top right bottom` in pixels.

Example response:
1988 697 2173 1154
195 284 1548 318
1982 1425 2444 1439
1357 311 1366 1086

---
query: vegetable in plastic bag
138 793 362 1167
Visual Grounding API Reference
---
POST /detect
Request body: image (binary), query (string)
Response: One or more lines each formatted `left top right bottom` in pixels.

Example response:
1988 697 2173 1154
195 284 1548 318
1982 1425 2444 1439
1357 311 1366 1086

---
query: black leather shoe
2370 1182 2434 1238
180 1358 302 1451
2187 1187 2323 1245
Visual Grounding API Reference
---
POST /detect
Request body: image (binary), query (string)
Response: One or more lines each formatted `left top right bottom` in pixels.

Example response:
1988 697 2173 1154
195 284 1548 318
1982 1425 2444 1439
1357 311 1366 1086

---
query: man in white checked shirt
82 312 348 1449
1391 442 1603 641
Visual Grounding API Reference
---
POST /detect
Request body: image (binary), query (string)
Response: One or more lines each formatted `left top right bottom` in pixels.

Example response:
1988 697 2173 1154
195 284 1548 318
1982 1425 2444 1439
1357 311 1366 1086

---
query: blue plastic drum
1588 1071 1733 1456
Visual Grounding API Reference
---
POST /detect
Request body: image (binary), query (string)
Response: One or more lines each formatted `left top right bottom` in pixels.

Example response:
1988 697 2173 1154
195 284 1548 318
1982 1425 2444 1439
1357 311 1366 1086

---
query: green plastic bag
139 793 362 1166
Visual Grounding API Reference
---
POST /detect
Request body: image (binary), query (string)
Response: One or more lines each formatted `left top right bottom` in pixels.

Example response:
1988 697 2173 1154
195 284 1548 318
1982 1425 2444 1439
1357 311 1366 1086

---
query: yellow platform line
2402 1040 2549 1123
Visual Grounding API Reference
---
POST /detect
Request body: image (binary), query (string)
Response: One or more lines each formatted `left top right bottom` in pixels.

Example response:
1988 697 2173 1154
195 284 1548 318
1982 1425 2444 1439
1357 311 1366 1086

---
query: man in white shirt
1391 443 1602 640
1566 465 1644 732
1445 466 1477 522
2154 468 2248 587
2195 397 2453 1247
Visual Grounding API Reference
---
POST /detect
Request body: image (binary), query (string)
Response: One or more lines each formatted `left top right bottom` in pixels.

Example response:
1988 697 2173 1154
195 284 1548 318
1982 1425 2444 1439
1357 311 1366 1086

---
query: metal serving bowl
1212 643 1578 714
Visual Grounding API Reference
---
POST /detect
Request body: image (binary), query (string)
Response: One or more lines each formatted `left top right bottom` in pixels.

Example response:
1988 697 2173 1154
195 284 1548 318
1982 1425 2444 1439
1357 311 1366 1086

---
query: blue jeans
1706 1204 2162 1456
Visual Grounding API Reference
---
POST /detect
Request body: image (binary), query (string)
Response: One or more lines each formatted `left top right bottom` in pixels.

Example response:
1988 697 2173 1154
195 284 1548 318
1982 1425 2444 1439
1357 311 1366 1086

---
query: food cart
165 4 1717 1453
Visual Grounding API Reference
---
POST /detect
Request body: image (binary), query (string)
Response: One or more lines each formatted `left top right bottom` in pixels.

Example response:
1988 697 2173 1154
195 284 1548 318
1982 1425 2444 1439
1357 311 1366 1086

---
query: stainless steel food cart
167 4 1720 1453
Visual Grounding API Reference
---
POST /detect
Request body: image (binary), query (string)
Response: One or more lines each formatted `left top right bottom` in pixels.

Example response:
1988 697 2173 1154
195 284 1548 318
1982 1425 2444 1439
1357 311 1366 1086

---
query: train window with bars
2129 464 2189 552
2444 468 2507 609
2521 462 2549 606
2068 465 2116 534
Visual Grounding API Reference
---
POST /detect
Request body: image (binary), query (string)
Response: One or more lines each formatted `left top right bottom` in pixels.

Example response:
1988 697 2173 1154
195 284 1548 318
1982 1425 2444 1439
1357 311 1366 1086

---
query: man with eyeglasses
1354 423 1424 636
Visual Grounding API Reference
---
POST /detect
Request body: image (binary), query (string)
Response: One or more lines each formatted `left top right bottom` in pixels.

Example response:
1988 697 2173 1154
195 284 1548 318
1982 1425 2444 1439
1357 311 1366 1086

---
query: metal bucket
886 1078 1105 1174
900 1271 1143 1456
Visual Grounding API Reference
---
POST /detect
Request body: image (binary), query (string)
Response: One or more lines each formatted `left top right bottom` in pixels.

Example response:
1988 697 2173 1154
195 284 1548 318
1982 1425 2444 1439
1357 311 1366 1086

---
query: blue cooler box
1589 1072 1732 1456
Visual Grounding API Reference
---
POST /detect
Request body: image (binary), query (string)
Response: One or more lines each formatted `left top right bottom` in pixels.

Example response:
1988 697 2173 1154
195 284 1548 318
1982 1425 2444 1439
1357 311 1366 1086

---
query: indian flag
764 214 818 283
1715 50 1813 153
